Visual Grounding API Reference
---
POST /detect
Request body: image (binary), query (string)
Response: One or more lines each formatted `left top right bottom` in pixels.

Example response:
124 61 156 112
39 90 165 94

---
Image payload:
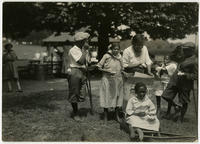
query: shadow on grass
2 90 67 113
78 108 92 117
99 111 118 121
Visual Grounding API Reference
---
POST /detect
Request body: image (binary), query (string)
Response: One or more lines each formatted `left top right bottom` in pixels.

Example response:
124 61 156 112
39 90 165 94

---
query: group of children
97 42 197 141
65 32 197 141
4 32 197 141
97 42 163 141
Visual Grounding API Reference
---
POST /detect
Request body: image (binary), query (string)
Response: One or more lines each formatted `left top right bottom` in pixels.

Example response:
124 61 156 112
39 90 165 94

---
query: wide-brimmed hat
182 42 196 57
74 32 90 42
4 43 13 49
182 42 195 49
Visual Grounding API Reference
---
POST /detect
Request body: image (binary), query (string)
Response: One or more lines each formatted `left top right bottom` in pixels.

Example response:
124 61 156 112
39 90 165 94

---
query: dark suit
162 55 198 104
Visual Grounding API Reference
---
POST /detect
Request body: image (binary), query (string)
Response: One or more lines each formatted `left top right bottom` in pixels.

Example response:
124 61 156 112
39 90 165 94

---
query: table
29 60 62 80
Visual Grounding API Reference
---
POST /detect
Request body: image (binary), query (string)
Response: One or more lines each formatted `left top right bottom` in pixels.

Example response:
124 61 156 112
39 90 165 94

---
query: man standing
122 34 153 76
67 32 90 121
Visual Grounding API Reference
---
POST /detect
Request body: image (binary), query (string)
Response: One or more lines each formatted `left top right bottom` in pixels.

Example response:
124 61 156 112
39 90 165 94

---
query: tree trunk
97 20 110 60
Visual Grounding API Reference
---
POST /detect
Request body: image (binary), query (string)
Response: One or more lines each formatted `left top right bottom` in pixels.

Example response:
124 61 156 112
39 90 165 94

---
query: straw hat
74 32 90 41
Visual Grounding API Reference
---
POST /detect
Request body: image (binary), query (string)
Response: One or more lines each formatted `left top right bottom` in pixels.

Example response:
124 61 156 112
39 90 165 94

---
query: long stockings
104 108 108 122
71 103 78 115
156 96 161 109
180 103 188 122
162 97 179 115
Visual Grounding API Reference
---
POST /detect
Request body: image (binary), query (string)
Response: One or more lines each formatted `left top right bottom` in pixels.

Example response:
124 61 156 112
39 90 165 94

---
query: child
67 32 90 121
126 82 160 141
153 55 177 117
97 43 124 124
3 43 23 92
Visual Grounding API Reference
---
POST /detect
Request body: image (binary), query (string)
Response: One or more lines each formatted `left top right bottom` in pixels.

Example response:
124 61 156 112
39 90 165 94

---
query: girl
153 55 177 117
97 43 124 123
126 82 160 141
3 43 23 92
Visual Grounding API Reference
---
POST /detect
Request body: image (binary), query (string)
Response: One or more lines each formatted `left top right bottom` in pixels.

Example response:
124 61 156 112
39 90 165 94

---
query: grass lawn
2 78 198 142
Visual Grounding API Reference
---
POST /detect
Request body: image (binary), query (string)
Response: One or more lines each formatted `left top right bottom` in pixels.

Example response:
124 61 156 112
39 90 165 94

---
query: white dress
126 95 160 131
97 53 124 108
154 62 177 96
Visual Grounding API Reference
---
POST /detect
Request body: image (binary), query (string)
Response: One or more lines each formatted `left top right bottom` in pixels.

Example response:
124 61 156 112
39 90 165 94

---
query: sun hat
182 42 196 57
182 42 195 49
74 32 90 41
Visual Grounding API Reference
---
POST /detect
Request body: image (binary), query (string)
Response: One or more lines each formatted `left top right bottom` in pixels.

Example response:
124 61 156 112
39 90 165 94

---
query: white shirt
123 45 152 68
165 62 177 76
161 62 177 84
68 45 85 68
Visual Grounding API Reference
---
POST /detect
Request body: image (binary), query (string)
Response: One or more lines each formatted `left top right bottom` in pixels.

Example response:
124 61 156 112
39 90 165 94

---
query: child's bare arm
147 100 157 115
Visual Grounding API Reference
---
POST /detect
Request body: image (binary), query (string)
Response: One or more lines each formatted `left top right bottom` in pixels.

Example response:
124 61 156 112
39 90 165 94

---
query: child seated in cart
126 82 160 141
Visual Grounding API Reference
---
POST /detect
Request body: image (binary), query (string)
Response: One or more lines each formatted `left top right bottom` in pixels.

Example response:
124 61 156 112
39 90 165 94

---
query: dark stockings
71 103 78 115
156 96 161 109
180 103 188 122
104 108 108 123
162 97 180 120
115 107 122 122
166 102 172 115
162 97 178 115
115 107 118 119
156 96 161 117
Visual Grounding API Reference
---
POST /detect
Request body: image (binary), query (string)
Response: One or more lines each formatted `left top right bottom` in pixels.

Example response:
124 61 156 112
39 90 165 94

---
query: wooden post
51 53 53 75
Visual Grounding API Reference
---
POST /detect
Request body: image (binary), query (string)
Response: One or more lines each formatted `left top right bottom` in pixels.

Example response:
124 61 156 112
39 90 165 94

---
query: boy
67 32 90 121
162 43 198 122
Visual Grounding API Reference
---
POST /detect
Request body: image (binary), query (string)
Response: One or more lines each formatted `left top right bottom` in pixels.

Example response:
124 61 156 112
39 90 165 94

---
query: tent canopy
42 32 120 47
42 32 74 46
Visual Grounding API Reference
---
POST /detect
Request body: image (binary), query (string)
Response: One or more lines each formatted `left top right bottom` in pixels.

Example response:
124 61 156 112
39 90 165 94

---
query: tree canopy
3 2 199 58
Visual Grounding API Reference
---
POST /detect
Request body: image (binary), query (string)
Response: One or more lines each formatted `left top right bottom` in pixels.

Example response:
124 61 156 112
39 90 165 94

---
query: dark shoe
172 112 181 122
7 90 13 93
180 116 184 123
104 113 108 124
115 107 121 122
115 111 124 123
16 89 23 92
162 113 171 120
172 105 181 122
157 109 161 118
174 105 181 112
